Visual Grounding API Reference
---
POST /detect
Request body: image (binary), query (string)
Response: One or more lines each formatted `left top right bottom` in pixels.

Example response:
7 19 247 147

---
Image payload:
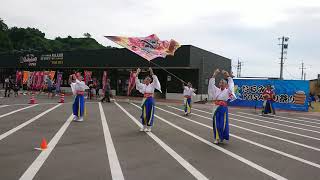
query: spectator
101 79 111 103
4 76 12 97
46 77 53 98
13 82 20 97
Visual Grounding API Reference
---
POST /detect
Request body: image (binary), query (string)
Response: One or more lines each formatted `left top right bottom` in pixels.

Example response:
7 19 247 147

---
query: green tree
83 33 91 38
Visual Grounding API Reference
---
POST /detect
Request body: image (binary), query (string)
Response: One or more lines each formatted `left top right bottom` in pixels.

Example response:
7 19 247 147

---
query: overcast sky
1 0 319 80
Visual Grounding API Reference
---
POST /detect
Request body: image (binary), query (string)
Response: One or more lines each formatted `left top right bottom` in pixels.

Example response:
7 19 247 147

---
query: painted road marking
160 106 320 169
298 116 320 123
130 103 287 180
0 104 38 119
238 111 320 127
115 102 209 180
98 102 125 180
168 106 320 152
0 104 62 141
19 114 73 180
192 107 320 141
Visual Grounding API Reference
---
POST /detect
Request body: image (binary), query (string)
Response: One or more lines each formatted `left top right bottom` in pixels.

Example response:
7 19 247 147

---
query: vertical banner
27 72 34 89
36 71 45 90
127 71 136 96
102 71 107 93
56 72 63 93
23 71 29 85
32 72 39 90
84 71 92 85
16 71 22 85
229 79 309 111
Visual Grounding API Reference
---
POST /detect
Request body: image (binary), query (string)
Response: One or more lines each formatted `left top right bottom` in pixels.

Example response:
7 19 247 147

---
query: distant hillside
0 18 111 54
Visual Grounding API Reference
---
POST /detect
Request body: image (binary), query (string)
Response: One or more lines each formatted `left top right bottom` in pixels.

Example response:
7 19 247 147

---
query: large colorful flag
16 71 22 85
127 71 136 96
105 34 180 61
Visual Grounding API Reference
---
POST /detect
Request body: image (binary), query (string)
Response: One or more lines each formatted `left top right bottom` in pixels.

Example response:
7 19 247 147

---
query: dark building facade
0 45 231 99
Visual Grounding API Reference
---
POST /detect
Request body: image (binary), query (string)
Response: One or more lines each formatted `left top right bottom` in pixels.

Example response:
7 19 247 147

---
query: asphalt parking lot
0 95 320 180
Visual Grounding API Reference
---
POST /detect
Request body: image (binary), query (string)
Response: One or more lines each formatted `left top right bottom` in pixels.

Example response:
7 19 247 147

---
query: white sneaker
77 117 84 122
145 127 152 132
73 116 78 121
214 140 219 144
140 125 146 132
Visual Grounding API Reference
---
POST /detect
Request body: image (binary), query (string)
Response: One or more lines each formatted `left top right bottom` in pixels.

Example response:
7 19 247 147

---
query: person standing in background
4 76 12 97
101 79 111 103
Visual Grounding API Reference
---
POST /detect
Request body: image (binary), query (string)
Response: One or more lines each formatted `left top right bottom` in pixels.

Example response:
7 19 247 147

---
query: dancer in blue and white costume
208 69 235 144
71 73 89 122
135 67 161 132
182 82 196 116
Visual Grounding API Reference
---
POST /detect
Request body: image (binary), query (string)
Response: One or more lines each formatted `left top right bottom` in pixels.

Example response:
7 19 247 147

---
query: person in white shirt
135 67 161 132
71 73 89 122
182 82 196 116
208 69 235 144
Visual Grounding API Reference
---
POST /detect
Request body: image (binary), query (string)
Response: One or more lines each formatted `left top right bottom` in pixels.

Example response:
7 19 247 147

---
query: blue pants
184 98 191 113
141 97 155 126
213 106 229 142
73 95 85 117
263 100 275 114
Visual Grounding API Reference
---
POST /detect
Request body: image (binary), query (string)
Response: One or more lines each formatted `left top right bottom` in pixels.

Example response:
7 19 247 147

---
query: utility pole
278 36 289 80
300 61 306 80
236 59 243 78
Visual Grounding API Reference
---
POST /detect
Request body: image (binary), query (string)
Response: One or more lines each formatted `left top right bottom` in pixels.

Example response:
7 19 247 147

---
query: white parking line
191 107 320 141
0 105 9 109
115 102 209 180
19 114 73 180
168 106 320 152
99 102 125 180
0 104 62 141
192 108 320 135
159 106 320 169
130 103 287 180
299 116 320 123
238 111 320 127
0 104 38 119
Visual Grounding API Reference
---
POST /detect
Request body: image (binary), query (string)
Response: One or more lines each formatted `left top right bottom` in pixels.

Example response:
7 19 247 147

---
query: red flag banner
127 71 136 96
105 34 180 61
102 71 107 93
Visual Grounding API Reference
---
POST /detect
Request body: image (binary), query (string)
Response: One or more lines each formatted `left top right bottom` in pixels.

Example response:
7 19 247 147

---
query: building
0 45 231 100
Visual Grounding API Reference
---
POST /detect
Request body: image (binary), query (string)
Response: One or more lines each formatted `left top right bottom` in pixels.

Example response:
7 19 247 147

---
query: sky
1 0 319 80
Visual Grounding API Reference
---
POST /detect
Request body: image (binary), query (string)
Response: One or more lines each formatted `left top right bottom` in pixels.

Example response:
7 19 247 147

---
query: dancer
208 69 234 144
135 67 161 132
262 84 276 116
101 79 111 103
71 73 89 122
182 82 196 116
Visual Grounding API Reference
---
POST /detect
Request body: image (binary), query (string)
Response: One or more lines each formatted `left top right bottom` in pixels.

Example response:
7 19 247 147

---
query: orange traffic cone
59 93 65 103
29 93 36 104
40 138 48 150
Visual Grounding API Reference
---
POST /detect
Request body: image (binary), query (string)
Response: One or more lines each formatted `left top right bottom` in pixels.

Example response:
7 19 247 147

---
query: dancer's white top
183 87 196 97
135 75 162 94
70 79 89 95
208 77 235 101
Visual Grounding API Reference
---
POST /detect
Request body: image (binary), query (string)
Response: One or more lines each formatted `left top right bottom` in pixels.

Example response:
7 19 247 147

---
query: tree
83 33 91 38
0 18 8 31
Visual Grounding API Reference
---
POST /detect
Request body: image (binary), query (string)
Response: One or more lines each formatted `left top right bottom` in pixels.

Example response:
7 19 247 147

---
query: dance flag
127 71 136 96
105 34 180 61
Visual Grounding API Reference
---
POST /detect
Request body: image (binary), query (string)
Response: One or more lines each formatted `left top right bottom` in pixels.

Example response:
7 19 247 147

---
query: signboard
18 53 64 67
229 79 309 111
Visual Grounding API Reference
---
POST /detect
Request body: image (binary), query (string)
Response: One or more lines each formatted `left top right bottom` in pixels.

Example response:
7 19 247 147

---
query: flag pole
148 60 187 84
